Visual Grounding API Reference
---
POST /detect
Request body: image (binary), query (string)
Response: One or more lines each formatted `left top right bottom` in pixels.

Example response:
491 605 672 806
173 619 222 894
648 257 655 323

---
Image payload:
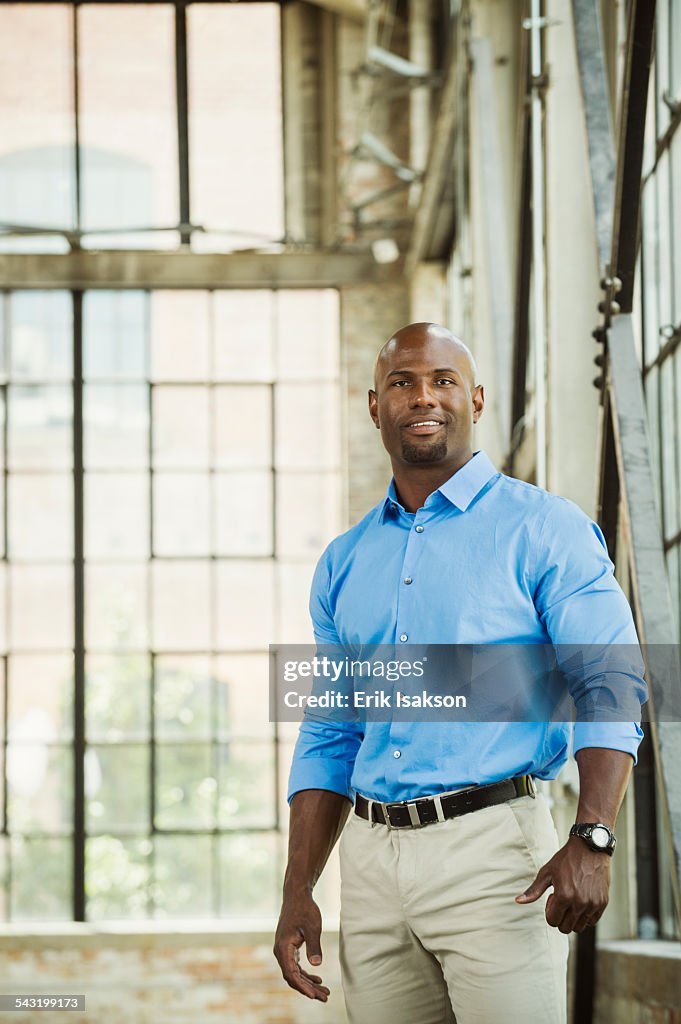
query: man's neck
392 450 474 513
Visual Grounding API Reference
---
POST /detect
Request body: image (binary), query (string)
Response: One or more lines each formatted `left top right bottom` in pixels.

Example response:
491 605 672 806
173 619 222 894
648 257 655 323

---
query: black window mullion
73 290 86 921
175 1 191 246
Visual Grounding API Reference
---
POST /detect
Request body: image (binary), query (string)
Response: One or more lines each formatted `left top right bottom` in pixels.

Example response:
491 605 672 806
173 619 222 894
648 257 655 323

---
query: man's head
368 322 484 472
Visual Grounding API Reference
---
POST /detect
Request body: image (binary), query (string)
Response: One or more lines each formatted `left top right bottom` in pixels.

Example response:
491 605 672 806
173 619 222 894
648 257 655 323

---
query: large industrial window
0 2 284 253
637 0 681 941
0 287 341 920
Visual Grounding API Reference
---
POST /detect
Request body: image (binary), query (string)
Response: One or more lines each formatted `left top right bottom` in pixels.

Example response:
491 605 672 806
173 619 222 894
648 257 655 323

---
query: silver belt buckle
407 801 423 828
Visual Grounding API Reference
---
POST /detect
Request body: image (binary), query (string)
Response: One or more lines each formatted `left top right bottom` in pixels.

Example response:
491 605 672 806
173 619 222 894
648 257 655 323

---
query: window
0 288 341 920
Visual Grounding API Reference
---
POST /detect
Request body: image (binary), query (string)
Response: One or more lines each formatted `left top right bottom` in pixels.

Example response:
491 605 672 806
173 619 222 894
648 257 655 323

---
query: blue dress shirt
287 451 645 804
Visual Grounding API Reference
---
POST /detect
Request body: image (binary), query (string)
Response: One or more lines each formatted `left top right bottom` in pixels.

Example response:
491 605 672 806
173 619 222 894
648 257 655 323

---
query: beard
401 438 448 463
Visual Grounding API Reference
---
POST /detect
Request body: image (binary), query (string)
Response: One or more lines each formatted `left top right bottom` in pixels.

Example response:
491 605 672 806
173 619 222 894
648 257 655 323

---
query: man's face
368 330 484 468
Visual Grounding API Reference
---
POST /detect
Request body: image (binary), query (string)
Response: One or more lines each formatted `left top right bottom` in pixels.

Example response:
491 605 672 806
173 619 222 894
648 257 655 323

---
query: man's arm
516 747 632 932
273 789 351 1002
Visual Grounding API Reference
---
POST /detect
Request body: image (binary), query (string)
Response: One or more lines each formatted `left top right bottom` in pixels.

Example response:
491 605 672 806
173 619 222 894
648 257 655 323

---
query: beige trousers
338 792 568 1024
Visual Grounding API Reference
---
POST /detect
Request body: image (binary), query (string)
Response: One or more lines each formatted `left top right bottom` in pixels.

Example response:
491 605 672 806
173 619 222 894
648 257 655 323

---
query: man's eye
436 378 455 385
392 380 410 387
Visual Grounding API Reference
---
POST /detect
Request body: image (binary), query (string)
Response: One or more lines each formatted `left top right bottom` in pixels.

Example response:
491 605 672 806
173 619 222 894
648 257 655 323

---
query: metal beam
469 35 513 451
0 251 400 289
404 20 461 276
606 314 681 916
610 0 656 312
303 0 366 21
571 0 616 273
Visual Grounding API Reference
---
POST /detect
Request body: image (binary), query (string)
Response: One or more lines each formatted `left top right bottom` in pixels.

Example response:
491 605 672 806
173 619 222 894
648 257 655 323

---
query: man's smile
402 418 445 435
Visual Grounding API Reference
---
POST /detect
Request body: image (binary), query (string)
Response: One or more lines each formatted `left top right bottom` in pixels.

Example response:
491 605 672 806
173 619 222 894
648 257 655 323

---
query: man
273 323 644 1023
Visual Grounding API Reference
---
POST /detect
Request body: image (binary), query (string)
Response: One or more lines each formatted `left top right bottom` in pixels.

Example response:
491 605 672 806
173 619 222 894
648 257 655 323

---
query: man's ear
368 389 380 429
472 384 485 423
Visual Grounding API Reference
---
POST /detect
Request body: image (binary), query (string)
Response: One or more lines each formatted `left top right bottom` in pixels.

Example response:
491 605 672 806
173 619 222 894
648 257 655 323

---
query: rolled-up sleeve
287 546 363 803
533 498 646 763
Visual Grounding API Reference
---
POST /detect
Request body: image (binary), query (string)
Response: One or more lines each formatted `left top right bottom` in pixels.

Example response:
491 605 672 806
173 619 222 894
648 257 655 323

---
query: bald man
274 324 644 1023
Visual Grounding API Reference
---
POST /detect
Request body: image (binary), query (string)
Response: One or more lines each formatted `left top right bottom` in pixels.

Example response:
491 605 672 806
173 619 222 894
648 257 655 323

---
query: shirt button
415 525 424 533
404 577 412 585
400 633 408 642
393 750 401 759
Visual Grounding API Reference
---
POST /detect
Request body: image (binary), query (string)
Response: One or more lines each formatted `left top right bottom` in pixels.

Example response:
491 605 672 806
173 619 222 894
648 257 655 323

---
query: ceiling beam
404 24 460 276
303 0 366 21
0 250 401 290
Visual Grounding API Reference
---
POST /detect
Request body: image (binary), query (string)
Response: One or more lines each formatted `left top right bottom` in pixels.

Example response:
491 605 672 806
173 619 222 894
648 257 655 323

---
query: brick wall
0 926 348 1024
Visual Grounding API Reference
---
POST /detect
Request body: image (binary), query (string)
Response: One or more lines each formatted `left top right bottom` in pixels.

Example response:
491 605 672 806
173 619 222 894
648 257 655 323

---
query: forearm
574 746 633 827
283 789 352 896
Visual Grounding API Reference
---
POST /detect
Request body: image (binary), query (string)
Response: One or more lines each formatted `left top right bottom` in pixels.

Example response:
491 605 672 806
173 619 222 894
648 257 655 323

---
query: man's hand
274 890 330 1002
515 836 611 933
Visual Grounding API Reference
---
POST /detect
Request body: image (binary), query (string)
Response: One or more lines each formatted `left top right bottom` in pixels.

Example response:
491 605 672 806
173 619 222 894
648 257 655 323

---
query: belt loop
527 775 536 799
433 794 445 823
367 799 376 828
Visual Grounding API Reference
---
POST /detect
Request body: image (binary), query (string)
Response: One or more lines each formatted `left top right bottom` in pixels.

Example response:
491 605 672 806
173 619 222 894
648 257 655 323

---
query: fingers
515 870 551 904
544 892 607 933
276 937 330 1001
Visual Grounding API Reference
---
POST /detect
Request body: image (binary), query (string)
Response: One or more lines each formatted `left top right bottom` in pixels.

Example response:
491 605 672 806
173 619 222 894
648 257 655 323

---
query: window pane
275 383 339 469
154 835 213 917
151 561 211 652
276 290 339 380
86 835 151 920
188 4 283 247
672 132 681 324
84 384 149 470
8 653 73 743
10 292 72 381
214 386 271 468
78 5 178 240
86 654 151 742
11 837 72 921
0 837 7 919
277 562 315 644
276 472 342 558
155 743 216 830
83 292 148 380
155 655 213 741
153 386 210 469
9 565 73 650
219 833 279 916
7 744 72 833
153 472 211 557
0 6 76 231
86 745 149 833
0 564 6 654
213 291 274 382
8 474 73 561
214 471 272 556
215 560 274 650
85 564 148 651
218 741 275 828
85 473 149 560
8 385 72 470
215 654 271 738
151 292 210 382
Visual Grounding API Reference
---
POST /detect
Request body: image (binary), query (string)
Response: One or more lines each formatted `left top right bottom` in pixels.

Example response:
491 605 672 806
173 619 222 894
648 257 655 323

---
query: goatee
401 439 448 463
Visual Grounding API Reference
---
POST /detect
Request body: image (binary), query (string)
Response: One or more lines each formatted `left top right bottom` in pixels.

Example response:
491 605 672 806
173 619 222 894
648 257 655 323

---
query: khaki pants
338 792 568 1024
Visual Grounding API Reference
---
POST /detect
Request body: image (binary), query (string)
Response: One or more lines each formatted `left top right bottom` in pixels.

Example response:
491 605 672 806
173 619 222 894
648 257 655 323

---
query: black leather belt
354 775 536 829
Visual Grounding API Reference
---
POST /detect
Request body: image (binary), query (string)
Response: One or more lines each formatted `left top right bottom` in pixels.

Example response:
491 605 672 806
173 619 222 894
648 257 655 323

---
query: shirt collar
380 450 499 521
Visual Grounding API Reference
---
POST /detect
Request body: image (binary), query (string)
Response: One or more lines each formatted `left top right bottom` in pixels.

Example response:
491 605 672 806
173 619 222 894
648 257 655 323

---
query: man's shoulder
493 473 593 525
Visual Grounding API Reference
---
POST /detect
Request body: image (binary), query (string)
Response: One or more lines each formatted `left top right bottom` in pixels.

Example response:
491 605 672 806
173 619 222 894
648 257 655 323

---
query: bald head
373 323 478 391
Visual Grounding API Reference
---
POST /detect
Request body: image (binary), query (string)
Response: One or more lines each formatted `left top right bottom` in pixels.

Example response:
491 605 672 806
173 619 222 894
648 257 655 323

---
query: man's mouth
402 419 445 435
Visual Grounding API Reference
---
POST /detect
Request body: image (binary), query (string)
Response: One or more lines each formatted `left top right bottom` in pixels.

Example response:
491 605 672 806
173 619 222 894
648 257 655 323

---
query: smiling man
273 323 645 1024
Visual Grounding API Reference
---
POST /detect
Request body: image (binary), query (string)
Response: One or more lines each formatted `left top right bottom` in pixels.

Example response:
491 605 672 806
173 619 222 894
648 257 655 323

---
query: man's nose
410 381 436 406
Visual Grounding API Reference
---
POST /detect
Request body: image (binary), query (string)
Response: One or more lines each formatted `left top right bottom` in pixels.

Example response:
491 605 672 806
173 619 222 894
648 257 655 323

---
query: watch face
591 825 610 849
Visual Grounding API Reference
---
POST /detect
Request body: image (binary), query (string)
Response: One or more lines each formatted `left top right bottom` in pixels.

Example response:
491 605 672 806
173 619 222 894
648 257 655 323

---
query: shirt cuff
572 721 644 765
287 755 355 805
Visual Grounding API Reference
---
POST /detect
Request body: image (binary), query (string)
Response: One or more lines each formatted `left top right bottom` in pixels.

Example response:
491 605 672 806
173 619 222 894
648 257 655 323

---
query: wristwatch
569 822 617 855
